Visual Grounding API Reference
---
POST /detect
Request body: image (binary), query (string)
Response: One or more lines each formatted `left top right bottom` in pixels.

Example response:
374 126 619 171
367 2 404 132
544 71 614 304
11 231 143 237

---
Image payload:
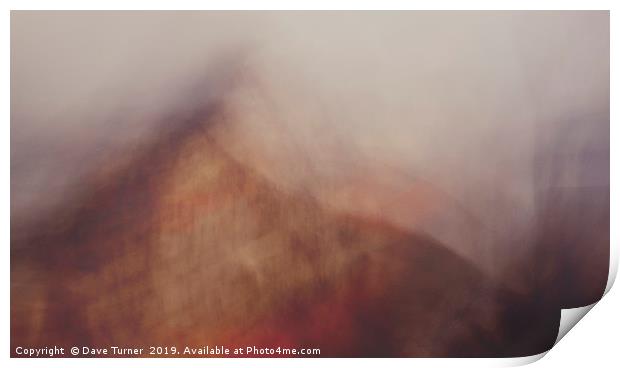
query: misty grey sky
11 11 609 277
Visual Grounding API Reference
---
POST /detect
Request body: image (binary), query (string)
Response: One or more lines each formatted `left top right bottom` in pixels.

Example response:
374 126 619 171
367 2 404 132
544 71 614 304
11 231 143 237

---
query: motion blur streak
11 12 609 357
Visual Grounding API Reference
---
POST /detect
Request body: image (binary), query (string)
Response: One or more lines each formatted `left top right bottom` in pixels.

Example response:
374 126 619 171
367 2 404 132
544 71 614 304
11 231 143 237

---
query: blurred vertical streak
531 113 610 309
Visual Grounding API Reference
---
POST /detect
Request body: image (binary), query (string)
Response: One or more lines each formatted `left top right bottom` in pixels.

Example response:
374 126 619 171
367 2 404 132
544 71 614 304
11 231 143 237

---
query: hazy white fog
11 12 609 278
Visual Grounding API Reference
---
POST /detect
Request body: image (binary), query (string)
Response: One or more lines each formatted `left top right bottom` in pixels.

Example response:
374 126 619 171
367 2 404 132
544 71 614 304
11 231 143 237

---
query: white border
2 1 617 367
0 0 615 11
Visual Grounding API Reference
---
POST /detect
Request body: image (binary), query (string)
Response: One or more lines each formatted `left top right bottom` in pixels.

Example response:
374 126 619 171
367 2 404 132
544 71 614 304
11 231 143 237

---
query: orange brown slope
11 102 560 358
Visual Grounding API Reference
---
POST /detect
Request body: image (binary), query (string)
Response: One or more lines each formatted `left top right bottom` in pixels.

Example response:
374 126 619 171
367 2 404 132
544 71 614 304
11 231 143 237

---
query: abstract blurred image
10 11 609 357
